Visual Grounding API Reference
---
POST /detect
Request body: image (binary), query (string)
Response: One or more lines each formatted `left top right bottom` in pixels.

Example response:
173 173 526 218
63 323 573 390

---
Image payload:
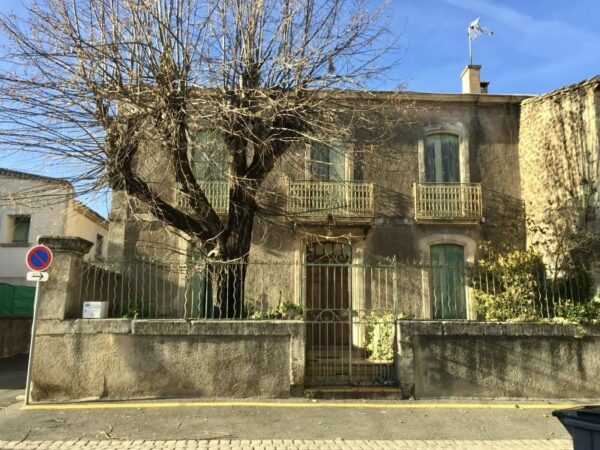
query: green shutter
424 134 460 183
194 131 228 181
430 244 466 319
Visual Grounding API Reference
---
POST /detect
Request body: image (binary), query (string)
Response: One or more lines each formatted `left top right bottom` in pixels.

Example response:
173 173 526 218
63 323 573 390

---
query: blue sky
375 0 600 94
1 0 599 216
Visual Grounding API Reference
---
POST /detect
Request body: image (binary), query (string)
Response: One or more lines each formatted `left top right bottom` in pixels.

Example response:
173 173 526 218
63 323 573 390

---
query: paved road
0 438 574 449
0 354 576 449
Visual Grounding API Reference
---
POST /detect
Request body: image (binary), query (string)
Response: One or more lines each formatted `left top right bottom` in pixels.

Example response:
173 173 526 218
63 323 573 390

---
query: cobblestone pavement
0 440 573 449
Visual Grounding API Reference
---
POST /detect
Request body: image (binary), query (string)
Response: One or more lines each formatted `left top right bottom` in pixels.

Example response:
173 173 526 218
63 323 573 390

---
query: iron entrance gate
304 242 397 386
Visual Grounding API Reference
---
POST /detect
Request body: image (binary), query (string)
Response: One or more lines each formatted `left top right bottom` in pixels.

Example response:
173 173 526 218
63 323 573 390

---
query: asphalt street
0 354 576 449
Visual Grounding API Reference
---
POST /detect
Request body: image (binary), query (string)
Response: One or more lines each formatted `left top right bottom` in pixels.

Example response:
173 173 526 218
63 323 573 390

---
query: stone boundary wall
30 319 304 403
396 321 600 399
0 317 31 358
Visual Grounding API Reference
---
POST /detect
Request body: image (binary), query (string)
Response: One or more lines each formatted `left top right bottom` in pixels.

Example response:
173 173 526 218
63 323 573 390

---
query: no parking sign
24 244 53 406
25 245 53 272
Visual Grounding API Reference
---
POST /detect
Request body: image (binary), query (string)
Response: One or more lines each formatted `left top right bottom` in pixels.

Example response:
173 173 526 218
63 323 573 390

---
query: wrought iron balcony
413 183 482 222
177 181 229 215
288 180 374 218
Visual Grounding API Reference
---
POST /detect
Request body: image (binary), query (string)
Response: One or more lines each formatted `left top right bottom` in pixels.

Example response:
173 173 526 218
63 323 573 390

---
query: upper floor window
11 215 30 244
193 131 228 181
95 233 104 259
310 140 349 182
424 134 460 183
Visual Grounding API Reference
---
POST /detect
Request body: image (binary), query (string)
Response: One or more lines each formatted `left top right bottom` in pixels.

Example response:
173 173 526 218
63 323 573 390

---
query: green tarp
0 283 35 317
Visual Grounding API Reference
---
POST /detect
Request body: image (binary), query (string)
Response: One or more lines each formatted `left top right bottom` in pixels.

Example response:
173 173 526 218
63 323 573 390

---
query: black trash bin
553 406 600 450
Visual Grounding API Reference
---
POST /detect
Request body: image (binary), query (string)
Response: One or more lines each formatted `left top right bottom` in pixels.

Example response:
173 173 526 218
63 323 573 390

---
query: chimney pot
461 65 482 94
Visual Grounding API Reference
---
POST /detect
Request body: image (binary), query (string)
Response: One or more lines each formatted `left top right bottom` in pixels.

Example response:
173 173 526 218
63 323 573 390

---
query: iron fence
79 257 596 322
79 256 596 386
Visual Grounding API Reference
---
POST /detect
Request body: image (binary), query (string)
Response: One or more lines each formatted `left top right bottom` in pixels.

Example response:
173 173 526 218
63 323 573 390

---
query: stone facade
103 76 600 315
106 91 529 316
518 76 600 292
28 74 600 402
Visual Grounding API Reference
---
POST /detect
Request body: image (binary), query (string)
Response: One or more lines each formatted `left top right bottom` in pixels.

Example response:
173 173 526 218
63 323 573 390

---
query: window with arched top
424 134 460 183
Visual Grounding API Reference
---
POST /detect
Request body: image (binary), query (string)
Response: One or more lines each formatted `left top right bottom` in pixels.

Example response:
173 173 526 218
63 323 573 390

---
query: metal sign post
24 245 53 406
24 280 42 405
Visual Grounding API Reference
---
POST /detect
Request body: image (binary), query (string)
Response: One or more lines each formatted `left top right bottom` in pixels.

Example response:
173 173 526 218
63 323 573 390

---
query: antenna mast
468 17 494 64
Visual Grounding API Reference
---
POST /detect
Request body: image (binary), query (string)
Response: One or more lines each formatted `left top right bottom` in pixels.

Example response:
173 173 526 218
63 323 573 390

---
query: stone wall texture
518 77 600 262
0 317 31 358
397 321 600 399
30 319 304 403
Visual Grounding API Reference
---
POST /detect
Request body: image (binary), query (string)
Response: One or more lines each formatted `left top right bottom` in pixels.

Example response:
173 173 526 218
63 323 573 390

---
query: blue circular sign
26 245 53 272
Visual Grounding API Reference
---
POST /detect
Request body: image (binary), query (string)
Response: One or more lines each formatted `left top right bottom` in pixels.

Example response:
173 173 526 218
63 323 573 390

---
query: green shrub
248 301 303 320
472 242 596 323
472 245 545 322
552 298 600 325
365 312 395 361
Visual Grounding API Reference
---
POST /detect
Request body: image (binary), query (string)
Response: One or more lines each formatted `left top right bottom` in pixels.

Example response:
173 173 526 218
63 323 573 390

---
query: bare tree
0 0 397 316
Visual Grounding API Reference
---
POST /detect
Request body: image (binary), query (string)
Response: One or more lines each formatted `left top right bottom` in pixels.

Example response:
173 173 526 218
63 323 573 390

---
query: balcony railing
288 180 374 217
413 183 482 221
177 180 229 215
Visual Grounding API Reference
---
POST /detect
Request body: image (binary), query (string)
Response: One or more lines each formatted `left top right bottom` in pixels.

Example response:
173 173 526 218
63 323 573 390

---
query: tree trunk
211 183 257 318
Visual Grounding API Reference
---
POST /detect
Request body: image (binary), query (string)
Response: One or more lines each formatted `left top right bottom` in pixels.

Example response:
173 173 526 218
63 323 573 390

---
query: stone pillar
107 190 129 259
289 325 306 394
36 236 93 320
396 321 415 399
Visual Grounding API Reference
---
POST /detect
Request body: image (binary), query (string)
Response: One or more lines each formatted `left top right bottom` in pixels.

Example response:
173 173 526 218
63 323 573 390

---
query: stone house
87 66 596 388
26 67 600 402
106 67 600 321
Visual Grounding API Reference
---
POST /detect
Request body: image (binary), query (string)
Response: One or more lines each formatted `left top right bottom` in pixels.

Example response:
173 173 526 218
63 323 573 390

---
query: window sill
0 242 31 248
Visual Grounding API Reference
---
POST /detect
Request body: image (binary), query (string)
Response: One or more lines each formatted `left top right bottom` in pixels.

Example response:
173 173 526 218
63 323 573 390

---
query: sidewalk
0 355 576 450
0 398 575 448
0 438 574 449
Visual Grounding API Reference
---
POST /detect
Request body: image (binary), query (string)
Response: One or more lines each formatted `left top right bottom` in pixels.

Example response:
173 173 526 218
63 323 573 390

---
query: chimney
461 64 483 94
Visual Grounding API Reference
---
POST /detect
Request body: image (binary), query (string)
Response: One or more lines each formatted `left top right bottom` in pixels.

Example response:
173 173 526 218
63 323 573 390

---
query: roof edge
522 74 600 105
0 167 72 186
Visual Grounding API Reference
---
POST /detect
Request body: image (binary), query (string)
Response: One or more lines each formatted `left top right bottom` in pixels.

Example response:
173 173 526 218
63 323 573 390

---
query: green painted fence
0 283 35 317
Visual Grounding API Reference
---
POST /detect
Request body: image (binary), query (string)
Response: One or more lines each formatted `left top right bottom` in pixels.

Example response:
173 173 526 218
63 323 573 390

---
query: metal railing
176 180 229 214
78 256 596 387
78 257 595 322
288 180 374 217
413 183 482 221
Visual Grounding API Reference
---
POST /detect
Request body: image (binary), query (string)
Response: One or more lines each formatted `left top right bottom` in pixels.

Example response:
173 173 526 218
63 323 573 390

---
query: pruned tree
0 0 397 316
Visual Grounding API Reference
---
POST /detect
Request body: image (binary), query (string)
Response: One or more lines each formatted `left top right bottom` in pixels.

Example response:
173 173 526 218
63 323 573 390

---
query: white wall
0 175 107 286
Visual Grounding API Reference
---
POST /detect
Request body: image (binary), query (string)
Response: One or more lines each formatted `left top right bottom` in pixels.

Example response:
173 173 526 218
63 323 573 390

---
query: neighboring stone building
518 76 600 294
0 168 108 287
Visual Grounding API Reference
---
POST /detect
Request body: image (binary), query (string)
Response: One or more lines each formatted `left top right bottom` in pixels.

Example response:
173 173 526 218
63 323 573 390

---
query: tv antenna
468 17 493 65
